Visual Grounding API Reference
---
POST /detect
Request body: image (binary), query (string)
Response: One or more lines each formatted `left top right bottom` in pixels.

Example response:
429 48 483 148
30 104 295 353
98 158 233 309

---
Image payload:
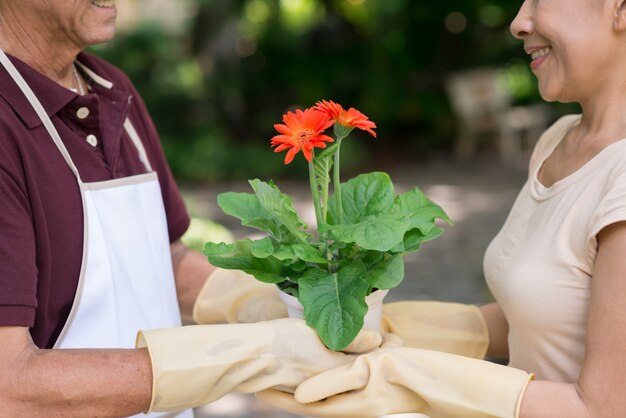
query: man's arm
171 239 288 325
0 326 152 417
170 239 215 322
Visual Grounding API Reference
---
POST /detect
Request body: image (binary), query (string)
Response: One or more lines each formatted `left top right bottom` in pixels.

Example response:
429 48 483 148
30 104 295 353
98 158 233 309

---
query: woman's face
510 0 616 103
11 0 118 49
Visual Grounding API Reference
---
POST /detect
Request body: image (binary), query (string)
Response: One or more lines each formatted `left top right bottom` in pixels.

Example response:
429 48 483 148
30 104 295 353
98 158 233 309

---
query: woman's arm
520 221 626 417
0 326 153 417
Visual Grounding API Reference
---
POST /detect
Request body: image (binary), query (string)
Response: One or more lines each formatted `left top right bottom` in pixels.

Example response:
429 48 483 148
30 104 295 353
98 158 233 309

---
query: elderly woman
0 1 385 416
258 0 626 416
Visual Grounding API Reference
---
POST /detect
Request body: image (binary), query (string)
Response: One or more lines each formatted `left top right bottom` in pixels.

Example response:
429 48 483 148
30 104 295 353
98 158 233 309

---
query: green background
93 0 576 183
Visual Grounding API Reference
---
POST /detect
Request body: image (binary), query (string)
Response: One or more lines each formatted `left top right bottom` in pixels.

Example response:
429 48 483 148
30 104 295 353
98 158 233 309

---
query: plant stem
334 137 344 225
321 170 329 222
308 158 324 236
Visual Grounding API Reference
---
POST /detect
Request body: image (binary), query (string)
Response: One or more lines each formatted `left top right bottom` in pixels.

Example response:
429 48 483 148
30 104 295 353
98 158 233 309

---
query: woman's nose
510 0 533 39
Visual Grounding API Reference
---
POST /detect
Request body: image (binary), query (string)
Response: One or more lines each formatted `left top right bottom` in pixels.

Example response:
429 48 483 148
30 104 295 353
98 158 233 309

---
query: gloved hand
193 268 287 324
136 318 382 413
382 301 489 358
257 346 532 418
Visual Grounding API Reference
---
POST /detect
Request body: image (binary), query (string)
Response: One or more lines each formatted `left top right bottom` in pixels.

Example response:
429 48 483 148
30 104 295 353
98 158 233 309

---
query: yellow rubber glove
258 346 533 418
136 318 382 413
382 301 489 358
193 268 287 324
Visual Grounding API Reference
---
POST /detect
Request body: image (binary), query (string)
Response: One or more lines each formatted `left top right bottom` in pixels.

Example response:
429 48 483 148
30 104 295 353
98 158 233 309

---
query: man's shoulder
0 96 25 140
0 100 24 143
0 103 29 176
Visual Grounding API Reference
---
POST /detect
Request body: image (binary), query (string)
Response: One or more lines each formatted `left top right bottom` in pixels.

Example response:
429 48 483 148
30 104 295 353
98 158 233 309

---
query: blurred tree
92 0 575 183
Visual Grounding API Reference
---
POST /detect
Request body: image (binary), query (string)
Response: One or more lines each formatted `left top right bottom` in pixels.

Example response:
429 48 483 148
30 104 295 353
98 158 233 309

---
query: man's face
8 0 118 49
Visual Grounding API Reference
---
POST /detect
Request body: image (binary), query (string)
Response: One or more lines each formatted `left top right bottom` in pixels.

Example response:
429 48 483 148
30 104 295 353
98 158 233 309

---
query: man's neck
0 6 80 87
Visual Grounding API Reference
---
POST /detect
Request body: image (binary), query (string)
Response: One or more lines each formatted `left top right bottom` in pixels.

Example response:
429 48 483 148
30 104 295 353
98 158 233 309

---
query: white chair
445 67 551 164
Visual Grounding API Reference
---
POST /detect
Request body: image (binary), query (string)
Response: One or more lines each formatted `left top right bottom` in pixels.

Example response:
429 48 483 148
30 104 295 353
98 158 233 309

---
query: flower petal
274 123 295 135
302 146 313 161
284 146 300 164
271 107 334 164
273 143 292 152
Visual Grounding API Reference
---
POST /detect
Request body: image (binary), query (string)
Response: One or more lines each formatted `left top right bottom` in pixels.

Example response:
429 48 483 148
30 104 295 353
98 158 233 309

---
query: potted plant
204 101 451 350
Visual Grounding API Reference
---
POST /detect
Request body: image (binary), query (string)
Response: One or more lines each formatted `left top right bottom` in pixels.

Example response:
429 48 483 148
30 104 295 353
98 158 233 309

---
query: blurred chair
445 67 550 164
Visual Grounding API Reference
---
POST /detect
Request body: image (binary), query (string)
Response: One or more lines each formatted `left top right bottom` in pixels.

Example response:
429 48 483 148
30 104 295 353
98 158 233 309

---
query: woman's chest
484 184 596 330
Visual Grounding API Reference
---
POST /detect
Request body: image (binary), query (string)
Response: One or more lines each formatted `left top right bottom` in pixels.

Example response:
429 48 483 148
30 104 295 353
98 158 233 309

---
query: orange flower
315 100 377 137
271 108 334 164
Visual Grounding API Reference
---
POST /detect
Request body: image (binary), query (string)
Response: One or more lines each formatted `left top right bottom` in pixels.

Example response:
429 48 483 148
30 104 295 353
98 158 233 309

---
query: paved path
182 157 529 417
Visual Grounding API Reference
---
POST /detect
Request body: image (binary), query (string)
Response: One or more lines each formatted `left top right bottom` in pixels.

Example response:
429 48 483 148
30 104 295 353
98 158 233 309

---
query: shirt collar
0 52 115 129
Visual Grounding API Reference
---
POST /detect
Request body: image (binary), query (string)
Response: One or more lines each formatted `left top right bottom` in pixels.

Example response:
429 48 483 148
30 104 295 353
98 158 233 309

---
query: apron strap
0 49 154 178
0 49 82 181
124 119 153 172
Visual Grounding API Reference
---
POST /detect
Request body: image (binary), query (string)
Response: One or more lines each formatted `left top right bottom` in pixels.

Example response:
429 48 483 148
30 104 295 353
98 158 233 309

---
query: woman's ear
614 0 626 31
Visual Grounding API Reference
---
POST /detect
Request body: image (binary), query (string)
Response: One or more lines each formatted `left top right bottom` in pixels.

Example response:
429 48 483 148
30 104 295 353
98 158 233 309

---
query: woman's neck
578 108 626 147
576 76 626 143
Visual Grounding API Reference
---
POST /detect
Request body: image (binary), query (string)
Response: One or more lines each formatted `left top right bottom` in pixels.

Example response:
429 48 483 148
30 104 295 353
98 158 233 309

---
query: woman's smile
528 46 552 70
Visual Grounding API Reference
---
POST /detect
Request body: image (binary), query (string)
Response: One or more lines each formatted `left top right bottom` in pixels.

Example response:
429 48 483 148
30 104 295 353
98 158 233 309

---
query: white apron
0 50 194 418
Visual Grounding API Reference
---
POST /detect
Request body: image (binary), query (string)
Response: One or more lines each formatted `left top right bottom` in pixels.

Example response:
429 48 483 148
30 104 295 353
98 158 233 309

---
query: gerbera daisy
315 100 377 138
271 108 334 164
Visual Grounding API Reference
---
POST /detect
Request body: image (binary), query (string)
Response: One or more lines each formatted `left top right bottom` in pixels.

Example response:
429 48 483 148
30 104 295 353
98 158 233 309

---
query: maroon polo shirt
0 52 190 348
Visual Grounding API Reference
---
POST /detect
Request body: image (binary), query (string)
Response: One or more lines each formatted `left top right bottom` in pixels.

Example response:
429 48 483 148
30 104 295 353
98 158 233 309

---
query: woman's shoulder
537 114 581 149
529 114 581 171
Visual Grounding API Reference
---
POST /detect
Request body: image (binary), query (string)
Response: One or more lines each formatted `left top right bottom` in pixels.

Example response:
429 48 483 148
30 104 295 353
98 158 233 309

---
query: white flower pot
277 289 389 332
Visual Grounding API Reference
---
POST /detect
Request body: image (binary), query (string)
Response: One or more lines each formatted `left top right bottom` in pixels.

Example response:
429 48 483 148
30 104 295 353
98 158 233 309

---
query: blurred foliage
91 0 577 183
181 217 234 251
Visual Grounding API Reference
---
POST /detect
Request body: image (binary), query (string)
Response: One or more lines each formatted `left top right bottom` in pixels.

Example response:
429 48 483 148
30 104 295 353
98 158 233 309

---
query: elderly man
0 1 386 416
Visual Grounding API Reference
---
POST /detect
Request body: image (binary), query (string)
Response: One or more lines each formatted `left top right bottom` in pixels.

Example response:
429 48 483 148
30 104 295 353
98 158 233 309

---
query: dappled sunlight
279 0 325 33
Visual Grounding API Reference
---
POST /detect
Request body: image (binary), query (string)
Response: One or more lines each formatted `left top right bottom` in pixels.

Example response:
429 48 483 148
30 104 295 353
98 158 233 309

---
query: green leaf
322 215 406 251
202 241 234 255
256 241 328 265
271 245 299 263
390 224 445 253
291 244 329 264
392 187 452 234
250 179 312 243
313 144 336 197
422 225 445 242
288 260 308 273
329 172 395 224
390 228 423 253
251 237 275 258
363 254 404 290
299 261 370 351
302 267 331 279
217 192 288 240
203 239 285 283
